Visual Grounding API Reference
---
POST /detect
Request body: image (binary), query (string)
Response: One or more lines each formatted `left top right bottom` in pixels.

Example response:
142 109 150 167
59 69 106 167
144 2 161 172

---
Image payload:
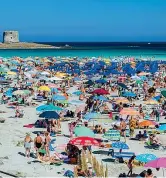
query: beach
0 56 165 177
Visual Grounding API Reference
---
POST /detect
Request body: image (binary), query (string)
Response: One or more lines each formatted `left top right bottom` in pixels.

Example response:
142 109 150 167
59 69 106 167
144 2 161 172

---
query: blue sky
0 0 166 42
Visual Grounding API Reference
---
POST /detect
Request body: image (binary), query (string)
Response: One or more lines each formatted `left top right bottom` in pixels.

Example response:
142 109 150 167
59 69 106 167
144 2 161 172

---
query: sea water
0 42 166 60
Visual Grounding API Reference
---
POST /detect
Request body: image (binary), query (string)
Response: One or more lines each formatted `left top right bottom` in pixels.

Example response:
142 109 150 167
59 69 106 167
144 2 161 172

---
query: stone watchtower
3 31 19 43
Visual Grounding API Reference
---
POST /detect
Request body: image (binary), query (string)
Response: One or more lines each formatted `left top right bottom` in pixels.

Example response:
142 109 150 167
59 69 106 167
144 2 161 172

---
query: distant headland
0 31 71 49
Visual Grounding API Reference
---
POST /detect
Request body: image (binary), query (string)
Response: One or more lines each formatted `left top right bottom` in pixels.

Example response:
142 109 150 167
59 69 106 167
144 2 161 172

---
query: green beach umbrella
74 126 95 137
136 80 143 84
161 90 166 98
57 100 68 104
0 67 7 73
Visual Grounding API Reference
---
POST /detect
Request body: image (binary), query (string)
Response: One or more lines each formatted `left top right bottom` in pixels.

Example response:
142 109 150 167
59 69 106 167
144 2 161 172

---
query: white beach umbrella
49 77 63 81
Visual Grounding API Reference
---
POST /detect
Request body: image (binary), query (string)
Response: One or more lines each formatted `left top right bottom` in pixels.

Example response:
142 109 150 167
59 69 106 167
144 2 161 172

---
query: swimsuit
24 142 31 149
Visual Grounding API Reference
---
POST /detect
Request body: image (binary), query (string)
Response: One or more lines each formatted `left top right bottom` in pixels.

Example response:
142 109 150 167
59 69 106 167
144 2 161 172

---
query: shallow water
0 43 166 59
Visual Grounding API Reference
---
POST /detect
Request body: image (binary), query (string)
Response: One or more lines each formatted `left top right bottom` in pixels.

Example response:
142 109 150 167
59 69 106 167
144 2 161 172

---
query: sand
0 100 166 177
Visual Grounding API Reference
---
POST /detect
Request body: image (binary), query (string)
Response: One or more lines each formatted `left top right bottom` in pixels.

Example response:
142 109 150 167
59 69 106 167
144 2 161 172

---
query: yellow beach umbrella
7 71 17 75
38 86 51 92
144 100 158 105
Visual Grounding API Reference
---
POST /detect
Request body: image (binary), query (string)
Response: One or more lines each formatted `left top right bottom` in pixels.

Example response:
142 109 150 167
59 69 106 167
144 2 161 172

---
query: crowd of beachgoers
0 56 166 177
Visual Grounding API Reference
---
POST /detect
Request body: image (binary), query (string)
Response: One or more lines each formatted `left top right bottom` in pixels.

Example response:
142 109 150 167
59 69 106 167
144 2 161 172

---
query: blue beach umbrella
152 96 161 101
123 92 136 97
96 79 107 84
136 154 157 163
36 104 62 112
52 95 66 101
51 88 58 93
39 111 60 119
93 95 108 101
117 83 128 90
84 112 102 120
69 100 84 105
111 142 129 150
158 124 166 131
72 90 82 96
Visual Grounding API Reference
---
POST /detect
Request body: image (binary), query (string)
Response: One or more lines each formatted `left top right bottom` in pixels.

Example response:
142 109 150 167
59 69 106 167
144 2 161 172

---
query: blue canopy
52 95 66 101
96 79 107 84
123 92 136 97
39 111 60 119
93 95 108 101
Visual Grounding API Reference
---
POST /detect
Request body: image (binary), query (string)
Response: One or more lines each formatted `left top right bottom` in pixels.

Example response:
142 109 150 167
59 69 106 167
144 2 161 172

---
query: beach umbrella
136 154 157 163
117 83 128 90
69 137 100 146
48 77 63 81
7 71 17 75
123 92 136 98
157 124 166 131
74 126 95 137
111 141 129 150
92 89 109 95
144 100 159 105
120 108 140 116
138 72 150 76
39 111 60 119
96 79 107 84
11 68 19 73
115 98 129 104
69 100 85 105
38 85 51 92
72 90 82 96
41 71 50 76
85 80 94 86
36 104 62 112
131 76 141 80
161 91 166 98
139 120 157 127
144 157 166 168
93 95 108 101
84 112 102 120
51 88 59 93
152 96 161 101
47 83 57 88
52 95 66 101
13 90 31 96
0 67 7 73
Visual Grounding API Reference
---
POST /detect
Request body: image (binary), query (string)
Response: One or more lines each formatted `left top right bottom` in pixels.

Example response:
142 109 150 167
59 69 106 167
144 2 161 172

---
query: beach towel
103 129 121 141
64 170 74 178
23 124 34 128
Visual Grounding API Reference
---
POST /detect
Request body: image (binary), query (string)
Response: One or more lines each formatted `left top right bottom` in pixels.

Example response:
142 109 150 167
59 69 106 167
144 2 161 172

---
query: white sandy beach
0 102 166 177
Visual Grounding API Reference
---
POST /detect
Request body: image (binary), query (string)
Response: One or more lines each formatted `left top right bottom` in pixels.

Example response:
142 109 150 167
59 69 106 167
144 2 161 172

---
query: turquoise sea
0 42 166 60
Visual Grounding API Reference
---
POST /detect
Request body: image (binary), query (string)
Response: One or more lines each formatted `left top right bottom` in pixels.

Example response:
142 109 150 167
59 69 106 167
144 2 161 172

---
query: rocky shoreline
0 42 58 49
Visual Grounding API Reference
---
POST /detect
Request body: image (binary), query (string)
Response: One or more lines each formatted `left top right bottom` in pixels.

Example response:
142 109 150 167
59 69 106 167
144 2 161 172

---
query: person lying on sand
38 152 62 164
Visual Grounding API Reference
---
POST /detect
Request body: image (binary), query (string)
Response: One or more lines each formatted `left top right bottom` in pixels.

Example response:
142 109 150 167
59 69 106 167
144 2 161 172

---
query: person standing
44 132 51 157
120 118 127 142
127 155 136 176
34 133 43 155
24 133 33 158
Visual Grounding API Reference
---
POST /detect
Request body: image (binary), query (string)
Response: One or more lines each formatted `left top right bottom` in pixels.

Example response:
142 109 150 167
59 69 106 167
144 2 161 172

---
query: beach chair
103 129 121 141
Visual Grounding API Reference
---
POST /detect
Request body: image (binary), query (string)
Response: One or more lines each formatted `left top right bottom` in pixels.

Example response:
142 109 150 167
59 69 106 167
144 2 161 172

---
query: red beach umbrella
69 136 100 146
92 89 109 95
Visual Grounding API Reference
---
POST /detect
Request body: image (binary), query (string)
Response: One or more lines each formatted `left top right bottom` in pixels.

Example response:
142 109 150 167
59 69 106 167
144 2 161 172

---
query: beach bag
118 157 124 163
64 170 74 178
